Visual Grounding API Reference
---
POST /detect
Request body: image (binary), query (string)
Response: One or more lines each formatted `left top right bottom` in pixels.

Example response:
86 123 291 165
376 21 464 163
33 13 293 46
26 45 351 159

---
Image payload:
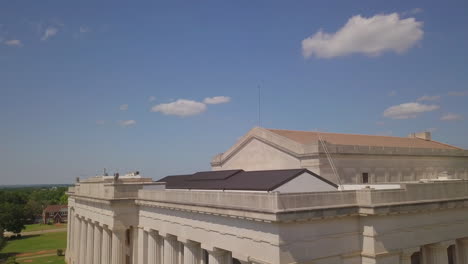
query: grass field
23 223 67 233
0 231 66 264
17 255 65 264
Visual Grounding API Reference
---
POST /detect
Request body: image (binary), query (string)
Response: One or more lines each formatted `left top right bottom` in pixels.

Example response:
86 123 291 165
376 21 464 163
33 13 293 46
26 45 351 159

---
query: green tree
59 193 68 205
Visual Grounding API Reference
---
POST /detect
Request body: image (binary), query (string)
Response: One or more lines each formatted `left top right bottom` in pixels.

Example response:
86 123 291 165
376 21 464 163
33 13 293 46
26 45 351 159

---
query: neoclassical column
73 215 81 264
111 229 127 264
93 223 102 264
183 240 201 264
400 247 420 264
86 221 95 264
457 238 468 264
164 234 179 264
207 249 228 264
79 218 87 264
422 242 451 264
138 228 148 264
148 230 162 264
101 226 112 264
66 208 72 260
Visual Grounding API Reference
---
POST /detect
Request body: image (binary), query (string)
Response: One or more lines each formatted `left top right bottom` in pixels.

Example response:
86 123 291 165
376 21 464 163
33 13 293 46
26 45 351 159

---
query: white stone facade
211 127 468 184
66 177 468 264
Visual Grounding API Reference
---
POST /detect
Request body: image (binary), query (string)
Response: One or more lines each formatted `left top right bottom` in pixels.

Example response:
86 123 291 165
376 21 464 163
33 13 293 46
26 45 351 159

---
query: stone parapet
137 181 468 220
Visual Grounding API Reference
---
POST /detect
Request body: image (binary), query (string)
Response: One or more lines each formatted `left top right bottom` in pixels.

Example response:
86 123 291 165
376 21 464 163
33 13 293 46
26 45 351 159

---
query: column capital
160 232 176 240
205 248 227 257
180 239 200 247
427 240 455 249
401 247 420 257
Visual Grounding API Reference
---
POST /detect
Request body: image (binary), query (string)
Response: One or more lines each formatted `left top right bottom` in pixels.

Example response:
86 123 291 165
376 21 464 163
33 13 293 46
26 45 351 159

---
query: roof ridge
267 128 422 140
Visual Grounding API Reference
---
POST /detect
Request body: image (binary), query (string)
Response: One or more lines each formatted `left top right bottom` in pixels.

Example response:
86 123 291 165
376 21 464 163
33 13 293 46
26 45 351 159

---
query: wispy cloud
302 13 423 59
4 39 22 47
151 99 207 117
383 102 439 119
376 121 385 126
203 96 231 104
440 113 463 121
448 91 468 97
119 104 128 111
41 27 58 41
417 95 440 101
96 120 106 125
402 8 423 16
148 96 156 102
388 90 397 97
79 26 90 33
118 120 136 127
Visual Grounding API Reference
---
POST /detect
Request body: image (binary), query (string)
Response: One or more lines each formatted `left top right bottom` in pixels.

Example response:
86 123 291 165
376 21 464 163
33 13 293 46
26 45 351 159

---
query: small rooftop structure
157 169 338 193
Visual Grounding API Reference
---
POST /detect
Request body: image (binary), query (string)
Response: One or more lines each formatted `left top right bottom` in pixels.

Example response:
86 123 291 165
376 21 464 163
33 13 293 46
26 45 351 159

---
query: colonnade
66 213 235 264
67 213 126 264
135 227 234 264
400 239 468 264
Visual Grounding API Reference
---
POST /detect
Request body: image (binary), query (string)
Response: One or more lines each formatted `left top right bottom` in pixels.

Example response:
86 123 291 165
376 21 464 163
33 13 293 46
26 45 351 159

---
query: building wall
273 172 337 193
213 138 301 171
319 154 468 184
212 137 468 184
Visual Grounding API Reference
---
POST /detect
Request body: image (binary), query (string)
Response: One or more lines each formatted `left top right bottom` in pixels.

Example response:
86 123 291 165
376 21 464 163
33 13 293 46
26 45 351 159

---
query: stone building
66 128 468 264
211 127 468 184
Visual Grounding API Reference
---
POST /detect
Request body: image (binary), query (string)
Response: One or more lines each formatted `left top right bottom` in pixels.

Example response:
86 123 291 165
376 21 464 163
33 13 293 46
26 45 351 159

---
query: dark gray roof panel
157 169 338 191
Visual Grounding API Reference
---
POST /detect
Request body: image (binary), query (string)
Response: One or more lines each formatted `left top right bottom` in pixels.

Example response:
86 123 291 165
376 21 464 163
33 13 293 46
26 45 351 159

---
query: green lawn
0 231 66 255
17 255 65 264
23 224 67 233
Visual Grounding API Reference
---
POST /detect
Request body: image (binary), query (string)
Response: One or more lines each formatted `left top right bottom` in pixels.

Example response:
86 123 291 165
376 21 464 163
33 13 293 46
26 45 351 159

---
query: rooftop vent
408 131 431 141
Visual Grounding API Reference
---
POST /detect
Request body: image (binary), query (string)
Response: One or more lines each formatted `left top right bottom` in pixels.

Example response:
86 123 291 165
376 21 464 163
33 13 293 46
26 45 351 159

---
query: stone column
148 230 162 264
207 249 228 264
86 221 95 264
73 216 81 264
401 247 420 264
457 238 468 264
164 234 179 264
422 242 450 264
138 228 148 264
79 218 87 264
101 226 112 264
93 223 102 264
66 209 72 260
183 241 201 264
111 229 127 264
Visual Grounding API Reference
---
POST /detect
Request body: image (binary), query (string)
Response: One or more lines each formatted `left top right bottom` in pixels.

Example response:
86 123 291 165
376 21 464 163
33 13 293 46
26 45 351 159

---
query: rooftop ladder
318 133 344 190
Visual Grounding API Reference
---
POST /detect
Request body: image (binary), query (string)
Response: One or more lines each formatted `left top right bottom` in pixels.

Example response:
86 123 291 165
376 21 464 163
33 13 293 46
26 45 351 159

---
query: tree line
0 186 68 235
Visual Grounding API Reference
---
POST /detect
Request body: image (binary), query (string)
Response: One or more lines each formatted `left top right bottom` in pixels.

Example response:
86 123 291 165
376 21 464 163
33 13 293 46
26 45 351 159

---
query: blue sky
1 0 467 185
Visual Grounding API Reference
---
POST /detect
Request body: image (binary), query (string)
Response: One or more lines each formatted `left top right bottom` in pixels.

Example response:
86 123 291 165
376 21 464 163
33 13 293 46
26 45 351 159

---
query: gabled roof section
268 129 463 150
157 169 337 191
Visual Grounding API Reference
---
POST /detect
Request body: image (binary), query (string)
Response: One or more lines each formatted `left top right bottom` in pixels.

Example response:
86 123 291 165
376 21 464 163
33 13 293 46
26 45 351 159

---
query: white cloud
440 113 463 121
41 27 58 41
4 39 22 47
151 99 207 117
302 13 423 59
118 120 136 127
148 96 156 102
119 104 128 111
417 95 440 101
448 91 468 96
79 26 90 33
203 96 231 104
383 102 439 119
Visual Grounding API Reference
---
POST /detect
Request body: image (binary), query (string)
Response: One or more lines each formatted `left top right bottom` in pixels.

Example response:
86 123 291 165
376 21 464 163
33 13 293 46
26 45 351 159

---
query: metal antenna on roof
317 131 344 190
258 84 261 127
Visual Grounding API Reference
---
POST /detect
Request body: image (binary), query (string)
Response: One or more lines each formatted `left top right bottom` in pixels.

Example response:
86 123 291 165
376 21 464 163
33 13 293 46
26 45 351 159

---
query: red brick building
42 205 68 224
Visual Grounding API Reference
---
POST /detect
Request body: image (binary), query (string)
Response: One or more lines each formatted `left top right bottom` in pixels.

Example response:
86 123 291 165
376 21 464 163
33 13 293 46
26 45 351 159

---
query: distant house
42 205 68 224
